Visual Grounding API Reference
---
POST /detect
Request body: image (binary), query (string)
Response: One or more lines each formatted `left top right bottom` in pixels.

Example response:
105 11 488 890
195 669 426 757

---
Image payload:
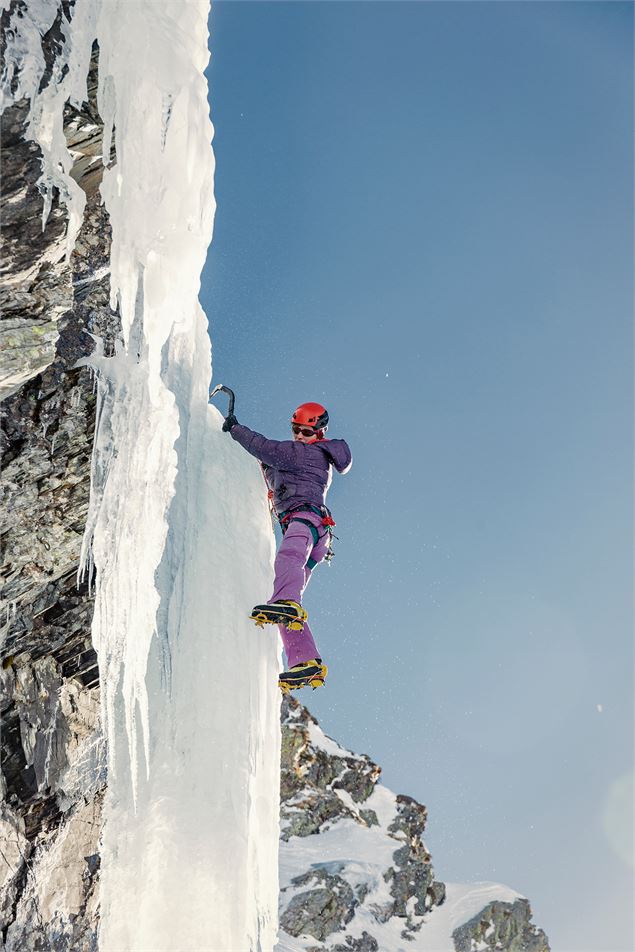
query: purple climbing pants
269 512 330 668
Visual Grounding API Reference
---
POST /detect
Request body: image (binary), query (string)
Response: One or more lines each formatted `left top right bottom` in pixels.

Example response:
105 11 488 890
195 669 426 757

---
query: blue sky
202 3 633 949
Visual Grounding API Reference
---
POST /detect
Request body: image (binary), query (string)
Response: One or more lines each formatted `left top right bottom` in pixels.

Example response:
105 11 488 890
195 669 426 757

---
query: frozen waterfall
86 3 281 949
2 0 282 948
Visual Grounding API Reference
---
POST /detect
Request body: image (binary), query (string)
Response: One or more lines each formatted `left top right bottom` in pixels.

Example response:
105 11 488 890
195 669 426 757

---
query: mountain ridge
276 697 549 952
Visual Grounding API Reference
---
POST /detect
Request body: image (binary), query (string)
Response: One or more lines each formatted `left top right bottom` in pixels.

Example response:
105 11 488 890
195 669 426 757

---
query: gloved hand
222 413 238 433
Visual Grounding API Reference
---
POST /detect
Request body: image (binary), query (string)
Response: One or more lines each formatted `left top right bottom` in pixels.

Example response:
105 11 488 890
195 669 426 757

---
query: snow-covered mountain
276 698 548 952
1 3 549 950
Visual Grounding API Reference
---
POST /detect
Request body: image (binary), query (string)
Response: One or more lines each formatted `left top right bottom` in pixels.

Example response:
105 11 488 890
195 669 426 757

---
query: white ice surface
0 0 286 948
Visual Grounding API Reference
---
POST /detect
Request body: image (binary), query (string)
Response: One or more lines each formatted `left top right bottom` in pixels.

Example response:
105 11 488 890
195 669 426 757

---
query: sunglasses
292 424 316 437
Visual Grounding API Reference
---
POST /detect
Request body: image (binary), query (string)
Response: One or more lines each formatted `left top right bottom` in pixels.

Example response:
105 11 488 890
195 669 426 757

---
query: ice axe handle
209 384 235 417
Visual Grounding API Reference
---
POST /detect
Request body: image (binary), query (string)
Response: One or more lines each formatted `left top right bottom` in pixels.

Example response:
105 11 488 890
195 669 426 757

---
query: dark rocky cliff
1 23 115 947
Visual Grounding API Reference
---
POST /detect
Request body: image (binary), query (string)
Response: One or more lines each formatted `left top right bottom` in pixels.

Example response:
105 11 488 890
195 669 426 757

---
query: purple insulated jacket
230 424 352 514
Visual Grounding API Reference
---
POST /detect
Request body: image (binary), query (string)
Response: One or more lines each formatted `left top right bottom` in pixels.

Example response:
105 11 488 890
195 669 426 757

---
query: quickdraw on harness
277 502 338 566
259 463 278 531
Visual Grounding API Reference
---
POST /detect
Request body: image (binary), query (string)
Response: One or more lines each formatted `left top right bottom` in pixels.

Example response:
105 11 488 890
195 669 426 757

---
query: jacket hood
318 438 352 475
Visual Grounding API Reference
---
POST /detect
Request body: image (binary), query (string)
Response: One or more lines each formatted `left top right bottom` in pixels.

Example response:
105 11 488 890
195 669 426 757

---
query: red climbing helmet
292 402 329 431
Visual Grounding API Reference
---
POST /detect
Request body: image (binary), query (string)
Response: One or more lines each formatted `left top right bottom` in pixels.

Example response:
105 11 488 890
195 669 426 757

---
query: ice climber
222 401 352 692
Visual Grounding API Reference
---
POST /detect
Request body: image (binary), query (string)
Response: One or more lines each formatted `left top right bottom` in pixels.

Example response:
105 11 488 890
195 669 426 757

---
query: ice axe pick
209 384 236 418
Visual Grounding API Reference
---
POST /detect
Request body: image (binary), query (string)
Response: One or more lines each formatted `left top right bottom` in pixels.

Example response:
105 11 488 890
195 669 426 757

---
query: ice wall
3 0 281 948
85 3 281 950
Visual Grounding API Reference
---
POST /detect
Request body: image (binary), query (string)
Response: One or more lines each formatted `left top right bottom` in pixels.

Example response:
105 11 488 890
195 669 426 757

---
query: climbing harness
277 503 338 565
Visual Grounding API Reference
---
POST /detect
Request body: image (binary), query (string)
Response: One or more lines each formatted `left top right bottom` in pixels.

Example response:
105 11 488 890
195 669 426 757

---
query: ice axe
209 384 235 418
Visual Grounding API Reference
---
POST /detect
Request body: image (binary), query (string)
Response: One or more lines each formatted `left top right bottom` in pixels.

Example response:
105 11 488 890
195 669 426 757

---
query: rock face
281 867 359 942
279 695 446 943
1 9 115 945
280 697 382 842
1 5 550 951
452 899 550 952
0 91 72 396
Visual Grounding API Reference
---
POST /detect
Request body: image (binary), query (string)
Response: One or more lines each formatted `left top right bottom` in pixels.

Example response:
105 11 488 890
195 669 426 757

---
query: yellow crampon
251 612 270 629
250 600 308 631
279 661 328 694
287 602 309 631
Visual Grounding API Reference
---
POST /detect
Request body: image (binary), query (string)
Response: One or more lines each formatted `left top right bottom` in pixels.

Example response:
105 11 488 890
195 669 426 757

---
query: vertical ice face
3 0 281 948
86 2 281 950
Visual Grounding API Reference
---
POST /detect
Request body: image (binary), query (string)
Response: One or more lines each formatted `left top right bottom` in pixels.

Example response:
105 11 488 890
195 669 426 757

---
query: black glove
222 413 238 433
